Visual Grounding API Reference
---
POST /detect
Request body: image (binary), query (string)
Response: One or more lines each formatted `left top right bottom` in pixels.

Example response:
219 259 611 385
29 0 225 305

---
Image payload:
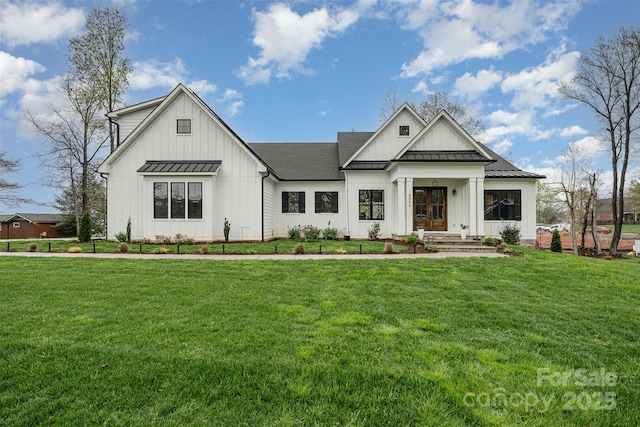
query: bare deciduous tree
559 26 640 255
0 151 30 208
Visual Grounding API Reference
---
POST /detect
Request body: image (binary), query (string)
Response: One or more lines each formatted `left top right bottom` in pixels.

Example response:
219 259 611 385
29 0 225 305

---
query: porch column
406 178 414 234
469 178 477 236
476 178 485 237
397 178 406 236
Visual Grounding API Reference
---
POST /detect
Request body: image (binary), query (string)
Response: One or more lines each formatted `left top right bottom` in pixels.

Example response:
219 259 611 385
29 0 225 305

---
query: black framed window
171 182 185 219
177 119 191 134
154 182 169 219
484 190 521 221
315 192 338 213
188 182 203 219
154 181 202 219
399 125 410 136
282 191 305 213
359 190 384 220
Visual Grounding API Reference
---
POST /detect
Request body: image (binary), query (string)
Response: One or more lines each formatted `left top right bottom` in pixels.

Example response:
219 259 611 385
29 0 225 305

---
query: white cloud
227 100 244 117
237 3 359 85
0 51 45 98
454 68 502 100
399 0 580 78
492 139 513 155
411 80 430 95
129 59 217 96
501 46 580 111
559 125 588 138
0 0 84 47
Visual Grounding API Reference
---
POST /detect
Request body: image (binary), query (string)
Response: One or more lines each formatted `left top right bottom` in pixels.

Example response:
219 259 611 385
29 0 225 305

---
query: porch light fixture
431 179 439 186
452 189 457 197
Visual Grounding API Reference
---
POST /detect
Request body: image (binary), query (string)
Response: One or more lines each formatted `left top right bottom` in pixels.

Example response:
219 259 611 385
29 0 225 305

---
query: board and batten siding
344 171 395 239
483 179 538 240
354 110 423 162
102 89 266 241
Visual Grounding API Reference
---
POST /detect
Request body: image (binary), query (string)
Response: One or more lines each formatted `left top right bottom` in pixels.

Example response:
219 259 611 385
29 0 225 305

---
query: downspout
261 170 271 242
108 116 120 148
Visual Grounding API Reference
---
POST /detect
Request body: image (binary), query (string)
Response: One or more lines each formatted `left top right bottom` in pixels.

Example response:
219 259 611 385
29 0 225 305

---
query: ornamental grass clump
199 245 210 255
68 246 82 253
292 243 305 254
28 243 38 252
384 242 396 254
118 242 129 253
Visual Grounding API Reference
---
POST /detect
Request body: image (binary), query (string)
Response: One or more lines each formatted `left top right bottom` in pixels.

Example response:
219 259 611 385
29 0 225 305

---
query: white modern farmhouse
98 83 544 242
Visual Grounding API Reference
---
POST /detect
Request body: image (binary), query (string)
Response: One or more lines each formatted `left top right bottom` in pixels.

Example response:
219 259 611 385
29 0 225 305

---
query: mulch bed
535 233 635 252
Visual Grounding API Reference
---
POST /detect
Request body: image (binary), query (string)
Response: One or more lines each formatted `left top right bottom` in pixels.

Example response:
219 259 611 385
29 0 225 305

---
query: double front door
414 187 447 231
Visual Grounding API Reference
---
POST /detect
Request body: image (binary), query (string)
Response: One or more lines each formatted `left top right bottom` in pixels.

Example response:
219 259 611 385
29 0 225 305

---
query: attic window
399 125 410 136
177 119 191 134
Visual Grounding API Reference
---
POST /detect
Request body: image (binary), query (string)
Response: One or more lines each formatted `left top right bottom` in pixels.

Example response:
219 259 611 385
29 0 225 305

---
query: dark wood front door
414 187 447 231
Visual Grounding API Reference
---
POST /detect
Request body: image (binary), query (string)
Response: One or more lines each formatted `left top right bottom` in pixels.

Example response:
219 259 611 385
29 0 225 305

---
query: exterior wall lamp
452 188 457 197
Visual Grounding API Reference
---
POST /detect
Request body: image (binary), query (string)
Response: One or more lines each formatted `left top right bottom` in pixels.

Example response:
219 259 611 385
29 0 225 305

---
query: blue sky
1 0 639 213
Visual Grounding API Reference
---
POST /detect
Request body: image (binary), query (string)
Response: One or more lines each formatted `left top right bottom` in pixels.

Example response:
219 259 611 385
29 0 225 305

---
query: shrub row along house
98 84 544 242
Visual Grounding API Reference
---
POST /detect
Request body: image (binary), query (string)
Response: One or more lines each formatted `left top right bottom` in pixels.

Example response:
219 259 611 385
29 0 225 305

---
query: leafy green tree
559 26 640 255
68 7 131 153
627 179 640 213
78 211 93 242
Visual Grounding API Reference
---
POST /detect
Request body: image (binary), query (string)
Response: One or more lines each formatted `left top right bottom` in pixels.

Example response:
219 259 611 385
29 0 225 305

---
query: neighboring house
596 198 640 222
98 84 544 242
0 213 66 239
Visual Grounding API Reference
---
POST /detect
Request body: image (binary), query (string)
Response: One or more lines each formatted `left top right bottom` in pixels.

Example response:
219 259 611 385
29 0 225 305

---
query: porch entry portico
414 187 447 231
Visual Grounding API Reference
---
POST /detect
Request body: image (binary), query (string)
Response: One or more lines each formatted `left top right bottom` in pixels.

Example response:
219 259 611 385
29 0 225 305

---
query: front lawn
1 250 638 426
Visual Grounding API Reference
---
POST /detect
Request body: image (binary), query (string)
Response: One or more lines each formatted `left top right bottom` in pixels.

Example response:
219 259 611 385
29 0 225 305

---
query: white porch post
469 178 477 236
397 178 406 236
406 178 413 234
476 178 485 237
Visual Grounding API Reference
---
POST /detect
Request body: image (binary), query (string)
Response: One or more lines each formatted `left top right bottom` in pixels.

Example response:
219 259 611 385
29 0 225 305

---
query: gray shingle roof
249 143 344 181
137 161 221 174
1 213 65 224
337 132 374 166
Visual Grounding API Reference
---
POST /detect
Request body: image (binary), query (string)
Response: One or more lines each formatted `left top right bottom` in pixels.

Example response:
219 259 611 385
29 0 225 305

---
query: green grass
2 238 408 255
599 224 640 234
1 250 638 426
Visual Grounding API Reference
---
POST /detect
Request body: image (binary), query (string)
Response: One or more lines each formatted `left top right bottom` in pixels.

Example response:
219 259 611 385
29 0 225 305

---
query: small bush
224 218 231 242
68 246 82 253
323 227 338 240
292 243 305 254
28 243 38 252
301 225 321 240
174 234 186 245
78 211 92 242
288 226 300 240
499 224 521 245
368 222 381 240
425 245 439 252
118 242 129 253
406 235 418 244
384 242 396 254
199 245 210 255
151 247 169 254
114 232 127 242
550 229 562 253
185 237 195 245
483 237 496 245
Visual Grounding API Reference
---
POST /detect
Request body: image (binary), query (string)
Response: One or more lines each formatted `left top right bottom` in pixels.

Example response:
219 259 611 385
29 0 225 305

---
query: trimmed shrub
499 223 521 246
406 235 418 244
118 242 129 253
323 227 338 240
384 242 396 254
224 218 230 242
78 211 93 242
483 237 496 245
551 229 562 253
126 217 132 242
292 243 305 254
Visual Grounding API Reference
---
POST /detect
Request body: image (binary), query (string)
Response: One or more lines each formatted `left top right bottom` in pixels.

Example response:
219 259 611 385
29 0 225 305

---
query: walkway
0 251 505 261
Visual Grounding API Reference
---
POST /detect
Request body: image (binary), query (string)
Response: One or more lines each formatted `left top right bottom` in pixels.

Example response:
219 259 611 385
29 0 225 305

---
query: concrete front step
434 244 497 253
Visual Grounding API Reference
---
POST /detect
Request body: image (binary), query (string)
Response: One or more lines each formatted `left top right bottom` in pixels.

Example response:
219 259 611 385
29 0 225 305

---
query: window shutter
315 193 322 213
282 192 289 213
299 192 305 213
515 191 522 220
331 192 339 213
